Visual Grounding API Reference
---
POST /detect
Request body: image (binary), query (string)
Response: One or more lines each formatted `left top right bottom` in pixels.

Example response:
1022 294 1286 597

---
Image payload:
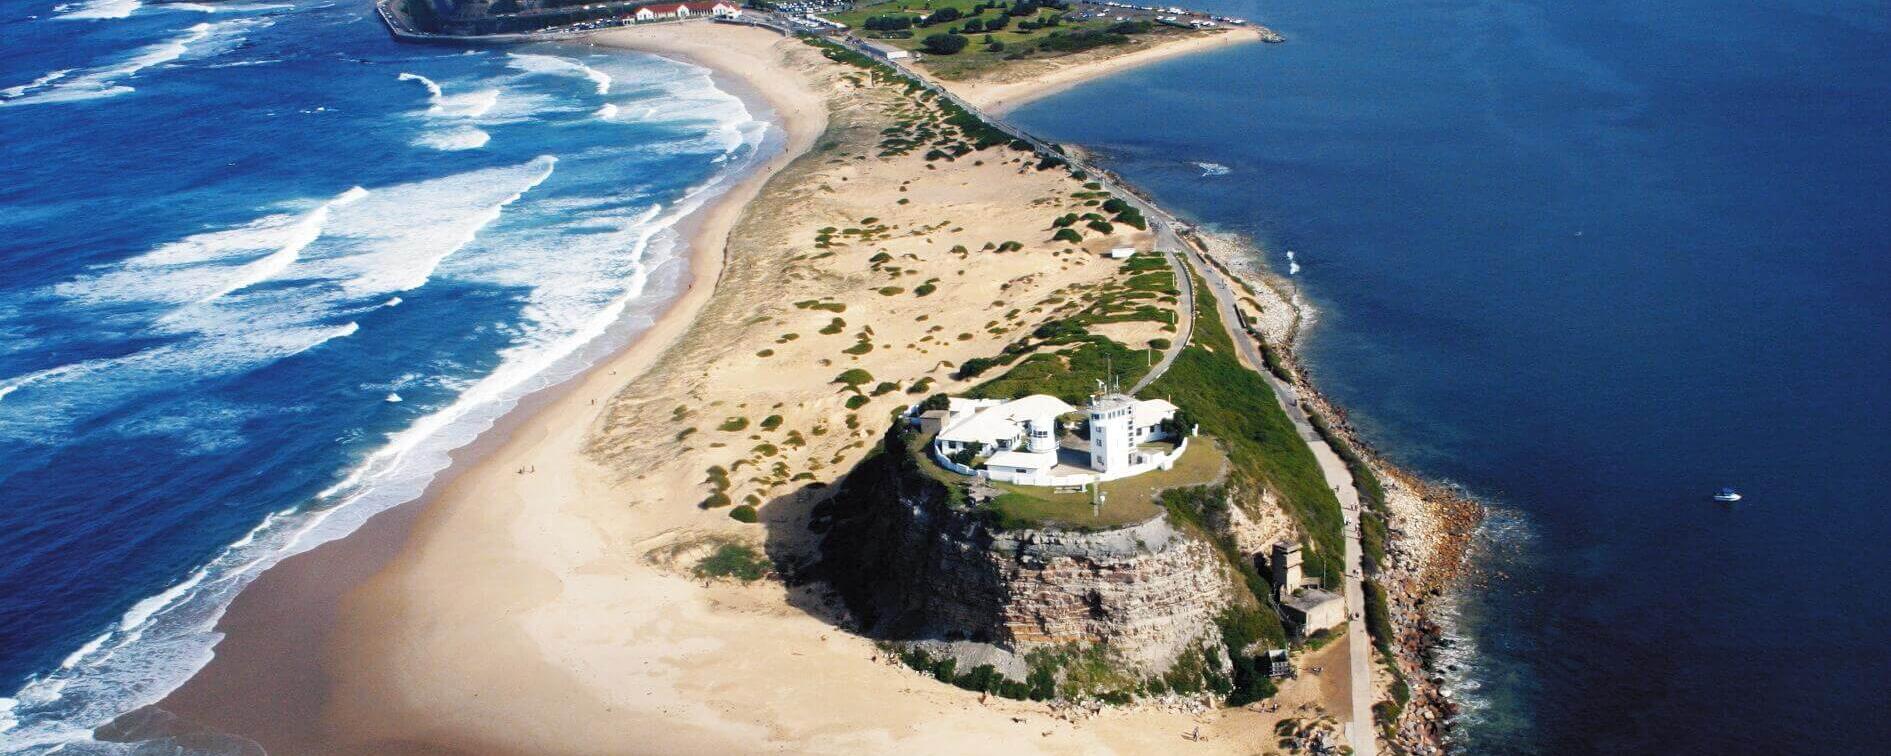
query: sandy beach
128 21 1351 754
949 27 1269 114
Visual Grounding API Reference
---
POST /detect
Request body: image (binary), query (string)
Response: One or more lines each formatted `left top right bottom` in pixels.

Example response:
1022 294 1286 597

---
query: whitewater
0 2 775 751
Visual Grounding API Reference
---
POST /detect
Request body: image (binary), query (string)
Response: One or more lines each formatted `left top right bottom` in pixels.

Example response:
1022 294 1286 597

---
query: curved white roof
936 394 1075 447
1131 398 1178 428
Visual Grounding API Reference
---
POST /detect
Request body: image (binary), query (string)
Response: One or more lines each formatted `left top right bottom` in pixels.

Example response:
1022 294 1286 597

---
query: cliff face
813 438 1235 675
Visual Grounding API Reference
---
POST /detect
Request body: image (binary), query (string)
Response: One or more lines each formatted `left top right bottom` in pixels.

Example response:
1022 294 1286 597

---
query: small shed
1266 648 1293 678
1283 588 1346 636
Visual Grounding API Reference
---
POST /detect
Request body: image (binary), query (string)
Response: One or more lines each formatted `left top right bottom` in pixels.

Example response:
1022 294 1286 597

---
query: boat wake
1194 161 1232 176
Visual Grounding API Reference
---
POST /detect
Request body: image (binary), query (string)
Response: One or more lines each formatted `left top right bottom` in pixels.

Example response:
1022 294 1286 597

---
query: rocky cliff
811 429 1237 680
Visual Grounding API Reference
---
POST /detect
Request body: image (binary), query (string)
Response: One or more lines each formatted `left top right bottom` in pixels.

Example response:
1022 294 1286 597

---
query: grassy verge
1148 264 1346 582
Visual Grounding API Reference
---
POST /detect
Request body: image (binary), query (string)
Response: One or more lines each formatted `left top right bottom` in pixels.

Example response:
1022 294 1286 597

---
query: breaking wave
0 20 253 107
53 0 142 20
507 52 612 95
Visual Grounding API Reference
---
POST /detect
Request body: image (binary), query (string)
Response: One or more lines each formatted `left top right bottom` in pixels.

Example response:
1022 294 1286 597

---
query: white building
923 393 1187 486
863 40 912 61
1109 246 1136 259
633 1 740 20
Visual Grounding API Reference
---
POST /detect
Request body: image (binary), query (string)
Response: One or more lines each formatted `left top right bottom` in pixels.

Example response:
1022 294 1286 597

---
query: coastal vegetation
1148 266 1347 581
828 0 1193 79
693 541 770 582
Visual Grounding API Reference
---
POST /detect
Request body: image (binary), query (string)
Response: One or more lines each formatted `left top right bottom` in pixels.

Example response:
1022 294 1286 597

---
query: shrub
915 282 937 296
1086 219 1114 234
845 395 870 410
729 505 759 523
833 368 874 386
919 393 951 411
957 356 1001 379
820 317 846 335
1052 228 1083 243
718 417 749 432
922 33 970 55
700 492 732 509
760 415 784 430
693 542 767 581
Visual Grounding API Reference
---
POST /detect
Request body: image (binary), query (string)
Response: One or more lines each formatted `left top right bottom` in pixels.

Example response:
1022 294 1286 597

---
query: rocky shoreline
1194 231 1482 754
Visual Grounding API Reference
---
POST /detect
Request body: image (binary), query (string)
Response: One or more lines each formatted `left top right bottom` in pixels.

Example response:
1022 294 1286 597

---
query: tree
864 14 916 31
922 6 960 25
922 32 970 55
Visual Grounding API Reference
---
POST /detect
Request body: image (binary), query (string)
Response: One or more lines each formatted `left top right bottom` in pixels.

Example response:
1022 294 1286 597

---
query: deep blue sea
0 1 774 749
1013 0 1890 752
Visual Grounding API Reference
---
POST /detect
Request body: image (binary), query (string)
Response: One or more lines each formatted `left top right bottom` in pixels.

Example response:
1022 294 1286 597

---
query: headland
114 13 1470 756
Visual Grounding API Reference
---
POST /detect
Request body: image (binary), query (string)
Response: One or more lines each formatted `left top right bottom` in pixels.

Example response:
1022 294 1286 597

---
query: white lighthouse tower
1087 394 1134 473
1024 416 1056 454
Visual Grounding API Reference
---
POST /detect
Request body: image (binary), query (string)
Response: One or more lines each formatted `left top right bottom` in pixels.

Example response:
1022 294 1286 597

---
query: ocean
0 1 774 749
1010 0 1890 752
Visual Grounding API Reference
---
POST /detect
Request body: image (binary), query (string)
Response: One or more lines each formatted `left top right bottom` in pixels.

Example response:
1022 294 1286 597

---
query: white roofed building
920 392 1189 486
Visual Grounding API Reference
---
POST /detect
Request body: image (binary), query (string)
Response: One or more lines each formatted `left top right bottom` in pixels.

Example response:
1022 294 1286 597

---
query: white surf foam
399 72 500 149
397 71 444 101
415 126 491 151
55 0 142 20
1194 161 1231 176
507 52 612 95
0 59 776 753
595 102 619 120
162 1 294 12
5 160 555 445
1 20 249 108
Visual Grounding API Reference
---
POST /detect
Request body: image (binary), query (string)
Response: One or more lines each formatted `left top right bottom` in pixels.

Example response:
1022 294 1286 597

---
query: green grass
962 253 1178 402
1148 264 1347 583
979 439 1226 530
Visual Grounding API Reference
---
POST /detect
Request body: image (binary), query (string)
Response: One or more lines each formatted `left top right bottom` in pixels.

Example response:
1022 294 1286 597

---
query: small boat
1713 487 1742 503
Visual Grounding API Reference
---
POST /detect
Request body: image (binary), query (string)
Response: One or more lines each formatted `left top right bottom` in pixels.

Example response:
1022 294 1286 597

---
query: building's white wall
934 437 1191 488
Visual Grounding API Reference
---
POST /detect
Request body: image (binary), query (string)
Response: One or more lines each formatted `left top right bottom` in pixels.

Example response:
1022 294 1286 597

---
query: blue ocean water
0 1 773 748
1013 0 1889 752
